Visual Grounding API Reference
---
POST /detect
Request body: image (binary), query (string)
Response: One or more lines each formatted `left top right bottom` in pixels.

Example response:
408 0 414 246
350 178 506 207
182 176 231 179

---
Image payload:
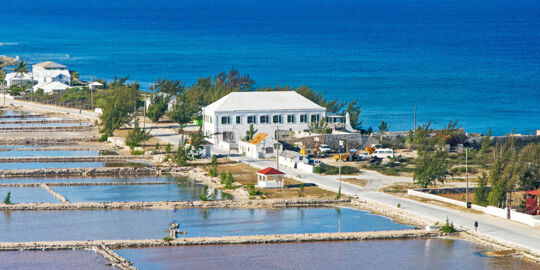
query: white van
371 148 394 159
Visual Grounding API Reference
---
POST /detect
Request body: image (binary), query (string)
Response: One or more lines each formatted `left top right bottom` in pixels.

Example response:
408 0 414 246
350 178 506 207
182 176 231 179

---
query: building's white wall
297 162 315 173
203 109 326 145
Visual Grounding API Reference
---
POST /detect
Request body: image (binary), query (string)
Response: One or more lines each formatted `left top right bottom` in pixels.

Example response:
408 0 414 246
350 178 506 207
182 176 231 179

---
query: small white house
278 150 315 173
4 72 34 87
32 61 71 85
238 133 281 159
87 81 104 91
256 167 285 189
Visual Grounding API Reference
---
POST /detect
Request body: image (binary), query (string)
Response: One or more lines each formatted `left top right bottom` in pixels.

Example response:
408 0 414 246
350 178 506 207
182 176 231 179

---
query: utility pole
466 148 469 206
338 153 342 197
276 125 280 170
90 76 94 110
143 93 147 130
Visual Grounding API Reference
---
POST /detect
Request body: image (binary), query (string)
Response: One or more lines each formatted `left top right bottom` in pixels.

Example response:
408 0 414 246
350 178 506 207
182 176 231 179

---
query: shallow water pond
117 239 537 270
0 207 412 242
0 187 59 203
0 162 104 170
0 150 99 157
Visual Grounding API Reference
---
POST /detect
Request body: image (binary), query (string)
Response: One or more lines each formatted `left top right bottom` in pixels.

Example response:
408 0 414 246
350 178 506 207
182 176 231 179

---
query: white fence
407 189 540 227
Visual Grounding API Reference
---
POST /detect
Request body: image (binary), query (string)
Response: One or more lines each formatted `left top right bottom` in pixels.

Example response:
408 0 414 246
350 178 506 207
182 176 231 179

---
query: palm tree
71 71 80 85
13 61 29 88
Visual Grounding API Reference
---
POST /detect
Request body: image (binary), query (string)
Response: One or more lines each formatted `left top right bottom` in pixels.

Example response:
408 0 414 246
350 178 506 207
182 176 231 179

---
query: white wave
0 42 18 46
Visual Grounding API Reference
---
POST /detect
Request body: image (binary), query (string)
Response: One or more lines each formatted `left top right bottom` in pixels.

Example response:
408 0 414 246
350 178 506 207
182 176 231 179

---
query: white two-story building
202 91 326 147
32 61 71 85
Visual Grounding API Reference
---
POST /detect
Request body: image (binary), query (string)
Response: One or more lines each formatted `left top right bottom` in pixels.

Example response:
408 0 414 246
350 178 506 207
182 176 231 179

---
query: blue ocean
1 0 539 135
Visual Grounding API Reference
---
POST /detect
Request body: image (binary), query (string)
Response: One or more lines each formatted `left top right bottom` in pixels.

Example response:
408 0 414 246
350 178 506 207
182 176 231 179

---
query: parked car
319 144 332 153
371 148 394 159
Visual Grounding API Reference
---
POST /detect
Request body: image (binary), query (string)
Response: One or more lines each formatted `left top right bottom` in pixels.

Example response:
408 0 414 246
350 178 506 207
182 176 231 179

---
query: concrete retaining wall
408 189 540 227
0 167 162 178
0 230 443 251
0 198 351 211
0 156 148 163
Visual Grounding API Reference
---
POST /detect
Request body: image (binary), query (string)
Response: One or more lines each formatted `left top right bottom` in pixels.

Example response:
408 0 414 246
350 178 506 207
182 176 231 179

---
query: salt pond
0 250 109 270
117 239 537 270
0 207 411 242
0 162 104 170
0 187 59 203
55 183 233 202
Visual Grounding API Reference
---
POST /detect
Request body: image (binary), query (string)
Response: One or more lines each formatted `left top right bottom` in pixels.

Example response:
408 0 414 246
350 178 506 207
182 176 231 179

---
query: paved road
216 149 540 255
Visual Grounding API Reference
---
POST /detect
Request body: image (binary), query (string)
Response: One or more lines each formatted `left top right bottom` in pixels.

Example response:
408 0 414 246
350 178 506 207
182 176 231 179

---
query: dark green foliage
155 78 185 95
487 139 518 207
336 185 341 199
225 172 235 189
474 172 489 206
378 120 390 133
199 185 211 201
247 184 263 198
13 61 29 87
440 217 455 233
298 183 305 197
308 117 331 134
162 236 173 242
165 143 172 153
147 93 171 123
480 129 492 154
243 124 257 141
173 131 205 166
209 155 218 177
220 172 227 184
3 191 11 204
413 150 448 188
125 119 152 149
407 123 434 154
100 81 141 136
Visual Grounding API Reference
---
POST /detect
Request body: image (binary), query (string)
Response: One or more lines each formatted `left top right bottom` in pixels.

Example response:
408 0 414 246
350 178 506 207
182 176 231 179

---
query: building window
300 114 308 123
311 114 320 123
247 115 256 124
287 114 295 123
236 116 241 124
272 115 282 124
221 116 230 125
260 115 269 124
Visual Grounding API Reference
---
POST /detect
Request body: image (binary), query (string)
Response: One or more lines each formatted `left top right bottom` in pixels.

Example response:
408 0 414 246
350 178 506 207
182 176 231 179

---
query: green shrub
313 166 322 174
220 172 227 184
298 183 305 197
165 143 172 153
199 185 211 201
3 192 11 204
225 172 235 189
98 133 109 142
246 184 263 198
131 149 145 155
440 217 455 233
320 164 359 175
163 236 173 242
155 143 160 150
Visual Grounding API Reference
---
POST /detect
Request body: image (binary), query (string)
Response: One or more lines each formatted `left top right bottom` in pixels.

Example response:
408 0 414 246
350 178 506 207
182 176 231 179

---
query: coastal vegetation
3 192 11 205
125 119 151 149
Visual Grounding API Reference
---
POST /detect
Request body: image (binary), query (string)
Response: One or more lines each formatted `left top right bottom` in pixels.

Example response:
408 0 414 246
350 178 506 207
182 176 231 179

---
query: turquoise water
0 1 538 134
117 239 538 270
54 183 234 202
0 187 59 203
0 208 411 242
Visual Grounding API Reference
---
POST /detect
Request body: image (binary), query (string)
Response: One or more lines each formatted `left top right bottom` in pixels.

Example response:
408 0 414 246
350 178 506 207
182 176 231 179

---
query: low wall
0 167 161 178
0 230 443 251
0 156 148 163
0 198 351 211
0 126 96 132
408 189 540 227
0 137 98 144
297 162 315 173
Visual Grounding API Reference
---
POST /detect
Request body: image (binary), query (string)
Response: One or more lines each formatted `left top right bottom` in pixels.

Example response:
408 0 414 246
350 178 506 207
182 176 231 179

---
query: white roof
34 61 67 69
88 81 103 86
37 81 70 91
204 91 326 113
5 72 32 80
47 69 71 78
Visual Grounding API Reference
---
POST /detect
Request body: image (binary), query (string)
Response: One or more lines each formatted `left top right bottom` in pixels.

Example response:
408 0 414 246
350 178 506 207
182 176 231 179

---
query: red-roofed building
256 167 285 189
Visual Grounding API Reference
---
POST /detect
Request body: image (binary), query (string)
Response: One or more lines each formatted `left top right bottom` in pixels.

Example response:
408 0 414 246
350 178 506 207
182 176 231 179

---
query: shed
256 167 285 189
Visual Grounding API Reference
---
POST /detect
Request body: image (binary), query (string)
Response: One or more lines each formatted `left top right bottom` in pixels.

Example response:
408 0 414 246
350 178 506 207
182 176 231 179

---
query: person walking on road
474 221 478 232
